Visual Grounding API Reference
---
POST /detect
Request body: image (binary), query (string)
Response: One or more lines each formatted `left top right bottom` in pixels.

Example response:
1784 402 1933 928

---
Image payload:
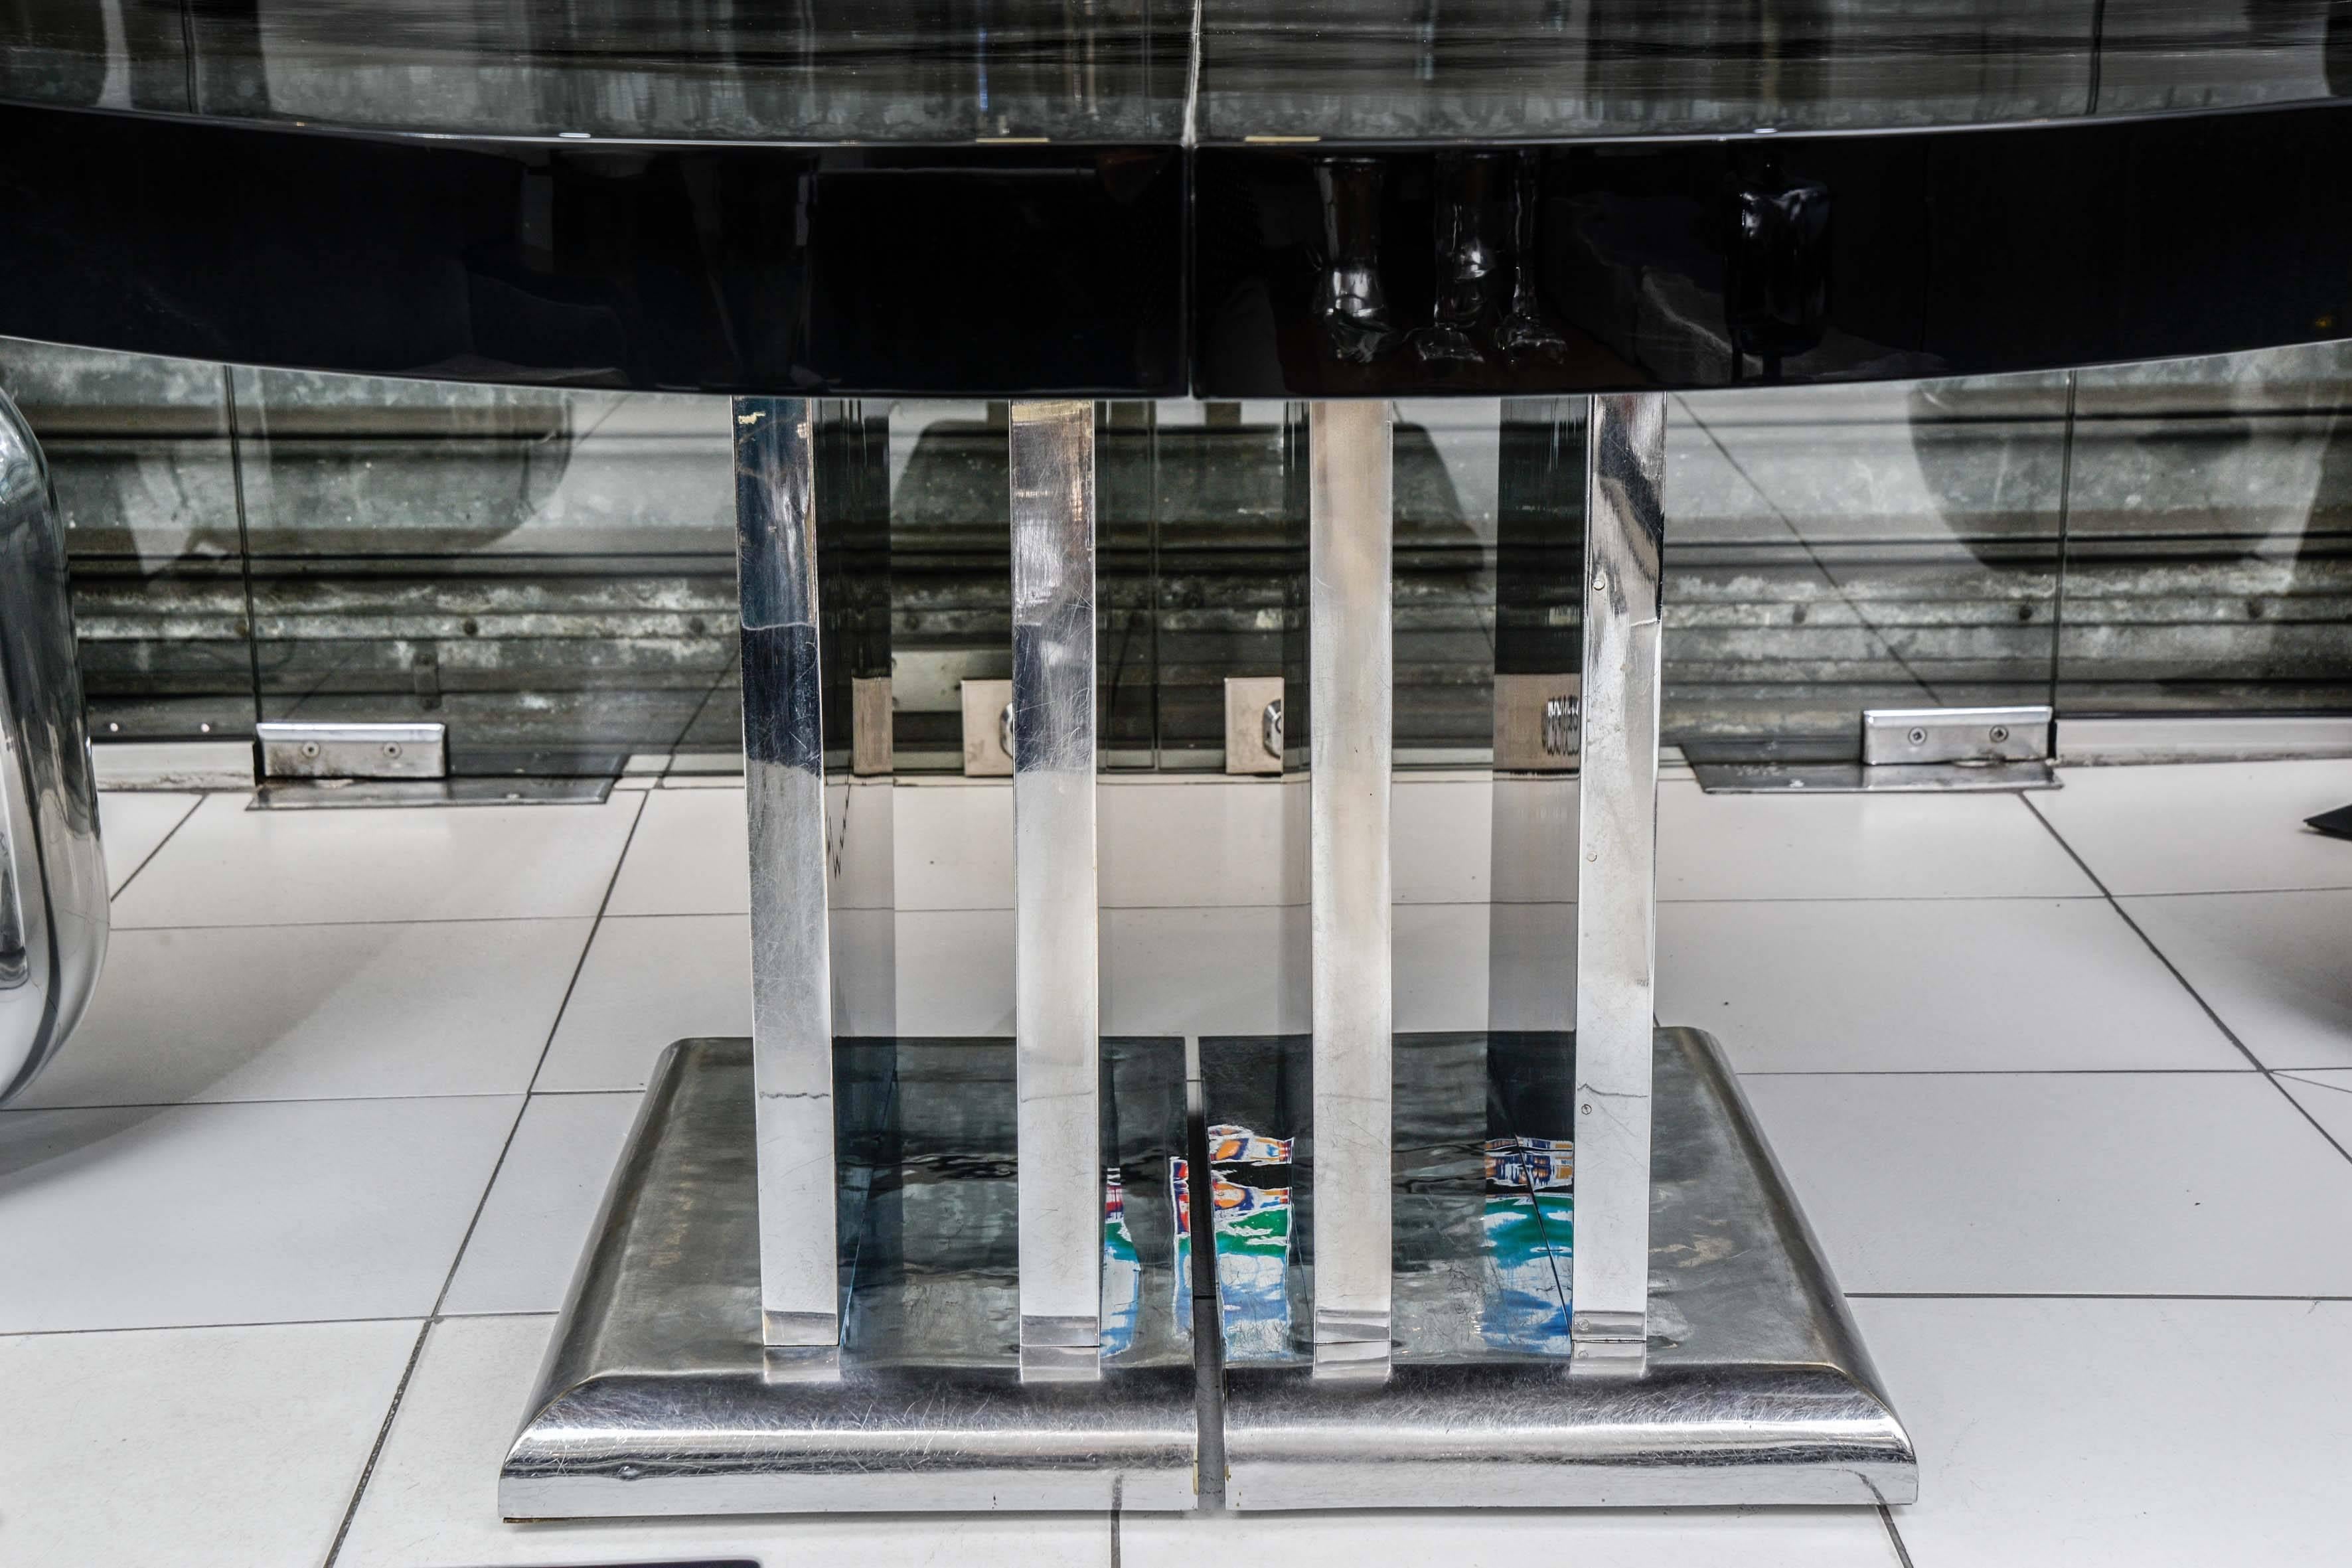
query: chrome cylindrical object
0 388 108 1107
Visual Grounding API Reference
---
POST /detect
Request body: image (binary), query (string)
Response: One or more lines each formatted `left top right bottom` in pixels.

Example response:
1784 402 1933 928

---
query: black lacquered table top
5 2 2352 396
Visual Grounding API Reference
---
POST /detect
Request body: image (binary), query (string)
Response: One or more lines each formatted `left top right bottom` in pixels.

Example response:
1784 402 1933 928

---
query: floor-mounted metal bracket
1690 703 2059 793
258 720 447 781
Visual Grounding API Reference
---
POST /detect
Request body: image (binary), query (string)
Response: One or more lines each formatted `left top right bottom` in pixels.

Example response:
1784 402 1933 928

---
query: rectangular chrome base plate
500 1036 1199 1518
1210 1027 1917 1508
504 1030 1914 1516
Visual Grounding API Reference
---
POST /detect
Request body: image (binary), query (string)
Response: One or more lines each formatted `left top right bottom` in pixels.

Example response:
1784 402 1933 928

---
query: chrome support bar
1008 400 1103 1383
1306 400 1395 1379
1570 392 1668 1376
734 398 840 1354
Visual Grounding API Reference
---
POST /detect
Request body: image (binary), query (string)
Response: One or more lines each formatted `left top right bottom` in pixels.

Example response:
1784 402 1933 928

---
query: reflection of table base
503 1028 1913 1517
499 1036 1199 1519
1214 1028 1916 1508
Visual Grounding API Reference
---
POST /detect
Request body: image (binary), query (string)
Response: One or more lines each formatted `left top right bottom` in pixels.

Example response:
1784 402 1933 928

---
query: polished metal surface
1215 1028 1917 1509
1306 400 1395 1379
1571 392 1666 1376
734 398 840 1351
256 720 447 780
247 776 615 810
0 388 106 1107
1008 400 1103 1381
1691 758 2061 794
502 1036 1199 1516
1862 704 2054 766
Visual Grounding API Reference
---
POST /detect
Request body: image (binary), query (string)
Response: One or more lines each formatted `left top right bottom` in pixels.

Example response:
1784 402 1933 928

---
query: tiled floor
3 759 2349 1565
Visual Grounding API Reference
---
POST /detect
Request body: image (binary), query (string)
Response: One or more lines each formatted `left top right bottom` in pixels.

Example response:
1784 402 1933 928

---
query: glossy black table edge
7 94 2352 398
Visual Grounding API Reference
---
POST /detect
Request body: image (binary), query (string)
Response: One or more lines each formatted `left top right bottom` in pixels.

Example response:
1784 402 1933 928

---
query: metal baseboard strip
2057 714 2352 765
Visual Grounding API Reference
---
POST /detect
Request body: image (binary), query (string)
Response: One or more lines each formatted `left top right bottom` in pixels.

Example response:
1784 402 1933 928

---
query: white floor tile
534 915 752 1093
828 780 898 910
98 791 201 895
110 793 642 929
1393 777 1492 903
1488 775 1579 904
1656 782 2094 900
1739 1071 2352 1294
2120 890 2352 1069
336 1314 1113 1568
1660 899 2242 1072
1125 1505 1897 1568
601 783 894 916
2033 759 2352 894
832 906 900 1036
1101 777 1301 908
442 1093 639 1316
605 783 747 914
1484 902 1577 1031
0 1095 516 1332
895 909 1015 1036
1105 906 1306 1037
1394 902 1492 1032
17 919 592 1107
2277 1071 2352 1153
1860 1297 2352 1567
0 1318 418 1568
895 781 1013 910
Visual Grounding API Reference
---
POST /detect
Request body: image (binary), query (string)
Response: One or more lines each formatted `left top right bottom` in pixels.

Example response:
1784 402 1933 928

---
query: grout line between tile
2022 794 2352 1172
105 793 206 904
0 1310 557 1341
0 1091 527 1116
2109 881 2352 899
98 912 600 936
317 1318 430 1568
1847 1290 2352 1301
1877 1502 1918 1568
2278 1071 2352 1097
1735 1066 2260 1078
525 793 653 1100
320 789 649 1568
110 910 632 933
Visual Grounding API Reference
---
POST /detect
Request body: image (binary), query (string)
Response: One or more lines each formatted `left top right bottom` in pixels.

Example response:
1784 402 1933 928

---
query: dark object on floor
2308 803 2352 840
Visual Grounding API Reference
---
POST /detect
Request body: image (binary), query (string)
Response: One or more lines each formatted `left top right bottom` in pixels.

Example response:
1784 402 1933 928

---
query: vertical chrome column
734 398 840 1354
1307 400 1394 1379
1570 393 1668 1377
1008 401 1102 1383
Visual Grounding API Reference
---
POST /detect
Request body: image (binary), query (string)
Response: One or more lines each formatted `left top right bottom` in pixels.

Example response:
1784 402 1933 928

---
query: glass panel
20 3 2352 145
0 338 258 744
1395 400 1500 763
0 0 1190 140
1200 0 2106 143
230 365 736 776
2059 342 2352 714
7 346 2348 772
1151 400 1304 769
1667 373 2069 759
888 401 1010 774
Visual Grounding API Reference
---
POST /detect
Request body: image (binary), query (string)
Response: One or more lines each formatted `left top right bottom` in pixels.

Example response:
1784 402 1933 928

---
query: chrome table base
503 392 1911 1518
502 1036 1199 1518
501 1026 1913 1516
1211 1026 1915 1509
